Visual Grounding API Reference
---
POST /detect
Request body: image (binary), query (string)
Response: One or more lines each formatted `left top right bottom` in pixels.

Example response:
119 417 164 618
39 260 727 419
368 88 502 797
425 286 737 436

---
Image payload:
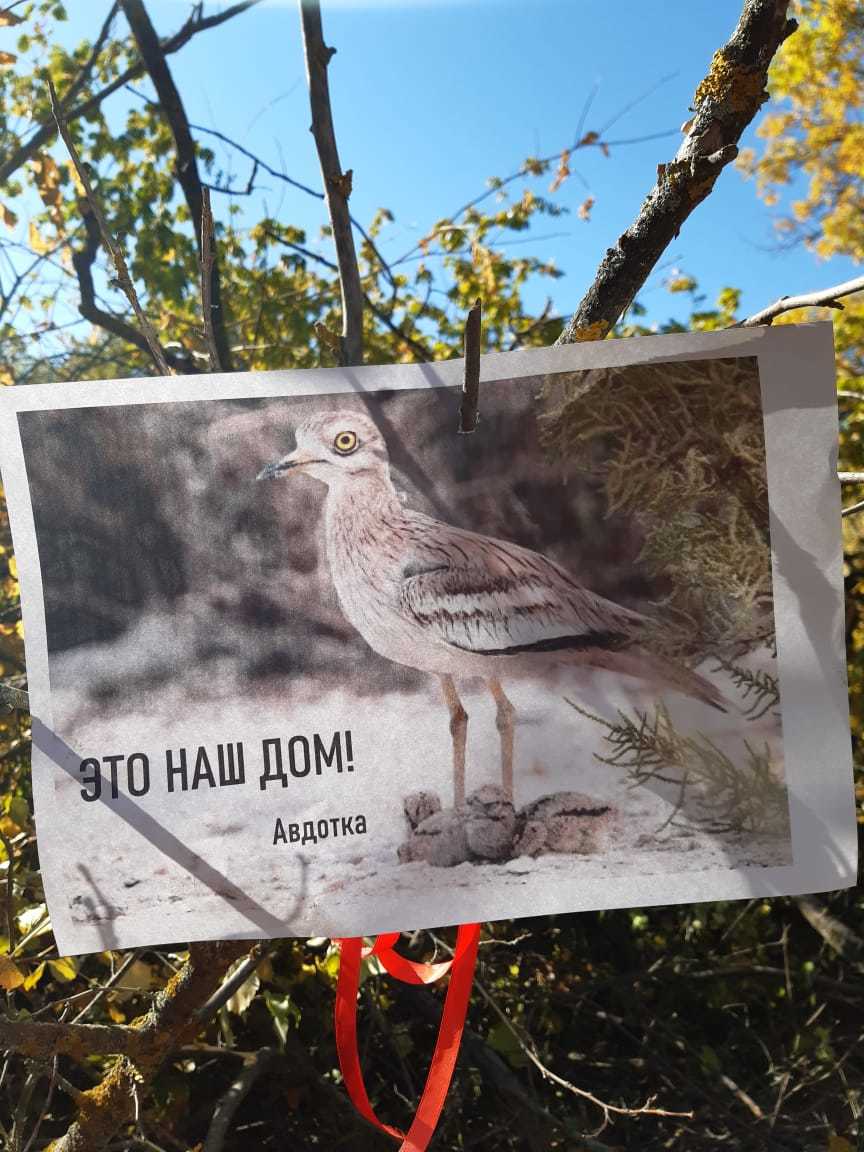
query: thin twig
203 1048 274 1152
49 941 250 1152
842 498 864 519
427 932 691 1127
0 825 16 953
193 945 267 1021
298 0 364 367
559 0 797 342
739 274 864 327
71 949 143 1025
47 79 173 376
0 2 263 189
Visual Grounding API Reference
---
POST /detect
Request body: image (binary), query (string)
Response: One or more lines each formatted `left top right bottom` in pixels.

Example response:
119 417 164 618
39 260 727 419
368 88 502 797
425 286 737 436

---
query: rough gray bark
559 0 797 343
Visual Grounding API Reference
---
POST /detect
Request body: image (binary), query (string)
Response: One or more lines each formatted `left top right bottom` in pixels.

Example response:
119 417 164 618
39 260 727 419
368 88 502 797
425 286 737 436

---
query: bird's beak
256 451 318 481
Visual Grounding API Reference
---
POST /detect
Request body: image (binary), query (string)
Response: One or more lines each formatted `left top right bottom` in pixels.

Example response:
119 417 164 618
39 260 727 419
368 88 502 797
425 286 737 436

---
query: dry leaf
549 150 571 193
225 965 260 1016
1 204 17 228
33 154 62 208
0 955 26 991
0 8 24 27
578 196 595 221
577 130 599 147
0 50 16 67
113 958 159 1001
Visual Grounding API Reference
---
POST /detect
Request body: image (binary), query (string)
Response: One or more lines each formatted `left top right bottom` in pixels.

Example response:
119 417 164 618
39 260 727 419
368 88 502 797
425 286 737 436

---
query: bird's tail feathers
611 648 728 713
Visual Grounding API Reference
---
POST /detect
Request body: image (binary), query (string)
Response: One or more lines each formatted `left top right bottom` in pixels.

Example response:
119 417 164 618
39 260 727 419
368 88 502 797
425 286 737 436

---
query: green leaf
486 1022 529 1069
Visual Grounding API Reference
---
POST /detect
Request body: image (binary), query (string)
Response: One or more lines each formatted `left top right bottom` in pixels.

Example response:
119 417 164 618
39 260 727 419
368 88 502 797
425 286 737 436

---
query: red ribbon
334 924 481 1151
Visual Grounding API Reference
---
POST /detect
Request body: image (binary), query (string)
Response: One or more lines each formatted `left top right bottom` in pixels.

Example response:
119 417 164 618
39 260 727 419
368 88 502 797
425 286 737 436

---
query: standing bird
259 411 724 809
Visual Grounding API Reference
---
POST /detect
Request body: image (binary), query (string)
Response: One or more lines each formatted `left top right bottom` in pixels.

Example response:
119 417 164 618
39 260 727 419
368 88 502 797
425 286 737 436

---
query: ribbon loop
334 924 481 1152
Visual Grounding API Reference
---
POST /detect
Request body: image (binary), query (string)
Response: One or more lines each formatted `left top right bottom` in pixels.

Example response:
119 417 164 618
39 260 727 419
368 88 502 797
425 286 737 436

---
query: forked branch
48 78 173 376
121 0 233 372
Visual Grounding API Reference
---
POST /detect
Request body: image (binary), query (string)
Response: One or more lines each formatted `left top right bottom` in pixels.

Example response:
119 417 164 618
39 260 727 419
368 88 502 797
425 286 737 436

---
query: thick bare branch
0 683 28 711
48 78 173 376
199 187 225 372
120 0 233 372
740 274 864 326
0 2 262 190
50 941 250 1152
559 0 797 343
0 1017 142 1061
299 0 364 367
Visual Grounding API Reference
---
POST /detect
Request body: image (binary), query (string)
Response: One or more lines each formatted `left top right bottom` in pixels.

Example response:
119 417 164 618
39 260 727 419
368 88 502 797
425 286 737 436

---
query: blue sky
56 0 858 328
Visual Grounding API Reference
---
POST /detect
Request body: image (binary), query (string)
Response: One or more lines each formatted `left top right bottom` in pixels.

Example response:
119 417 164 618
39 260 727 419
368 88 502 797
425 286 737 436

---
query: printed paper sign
0 323 856 955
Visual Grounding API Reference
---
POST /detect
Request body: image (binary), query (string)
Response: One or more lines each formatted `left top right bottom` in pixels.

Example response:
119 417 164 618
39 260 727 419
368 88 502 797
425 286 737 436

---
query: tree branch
559 0 797 343
0 2 263 190
120 0 232 373
739 274 864 327
298 0 364 367
199 187 225 372
49 78 173 376
49 941 250 1152
0 683 28 711
203 1048 274 1152
0 1017 142 1061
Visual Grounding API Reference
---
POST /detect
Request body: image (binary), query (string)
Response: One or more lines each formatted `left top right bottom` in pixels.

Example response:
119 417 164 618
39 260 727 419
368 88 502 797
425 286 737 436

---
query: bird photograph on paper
16 353 791 945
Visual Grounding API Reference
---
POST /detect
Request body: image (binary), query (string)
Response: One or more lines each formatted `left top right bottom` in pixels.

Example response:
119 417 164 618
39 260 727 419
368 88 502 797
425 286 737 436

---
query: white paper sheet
0 323 855 955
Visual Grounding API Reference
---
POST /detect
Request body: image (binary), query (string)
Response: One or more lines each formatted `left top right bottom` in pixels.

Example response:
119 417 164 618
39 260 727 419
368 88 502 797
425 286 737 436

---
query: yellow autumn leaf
48 956 79 983
34 154 62 208
23 961 45 991
7 555 17 579
0 51 16 67
28 220 54 255
0 955 26 991
107 1001 126 1024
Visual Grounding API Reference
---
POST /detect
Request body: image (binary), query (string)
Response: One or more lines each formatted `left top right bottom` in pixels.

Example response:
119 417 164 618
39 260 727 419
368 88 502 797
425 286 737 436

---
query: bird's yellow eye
333 430 358 455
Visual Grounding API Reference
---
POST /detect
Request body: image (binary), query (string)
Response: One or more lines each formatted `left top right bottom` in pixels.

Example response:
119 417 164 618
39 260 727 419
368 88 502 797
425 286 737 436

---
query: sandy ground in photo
43 634 791 950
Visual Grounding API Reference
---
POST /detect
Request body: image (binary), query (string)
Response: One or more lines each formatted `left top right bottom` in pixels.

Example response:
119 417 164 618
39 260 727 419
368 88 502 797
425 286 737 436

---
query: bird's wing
399 523 646 656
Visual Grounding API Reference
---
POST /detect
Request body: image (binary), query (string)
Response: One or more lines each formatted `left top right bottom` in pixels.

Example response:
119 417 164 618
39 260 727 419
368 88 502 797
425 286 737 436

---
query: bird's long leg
439 674 468 809
488 678 515 803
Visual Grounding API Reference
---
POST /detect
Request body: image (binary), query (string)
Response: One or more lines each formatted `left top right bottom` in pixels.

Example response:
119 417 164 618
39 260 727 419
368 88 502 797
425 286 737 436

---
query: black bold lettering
288 735 311 778
79 758 101 803
126 753 150 797
166 748 188 793
192 746 216 790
